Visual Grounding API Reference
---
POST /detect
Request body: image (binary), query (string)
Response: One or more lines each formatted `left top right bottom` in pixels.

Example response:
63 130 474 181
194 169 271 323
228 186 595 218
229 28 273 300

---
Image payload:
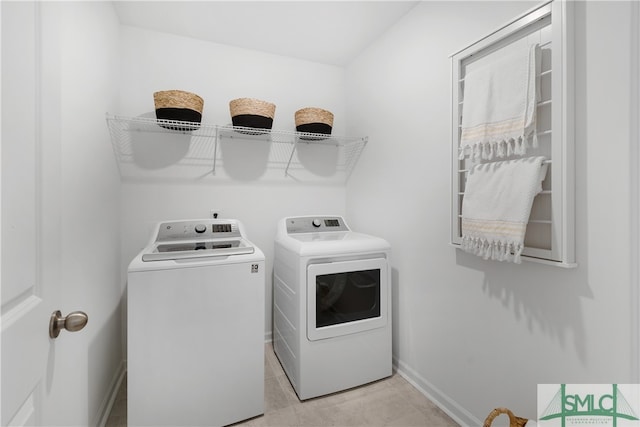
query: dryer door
307 257 388 341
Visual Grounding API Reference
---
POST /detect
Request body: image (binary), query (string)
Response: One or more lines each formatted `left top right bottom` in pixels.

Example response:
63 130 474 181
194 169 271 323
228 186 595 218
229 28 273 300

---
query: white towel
459 44 540 162
461 156 548 263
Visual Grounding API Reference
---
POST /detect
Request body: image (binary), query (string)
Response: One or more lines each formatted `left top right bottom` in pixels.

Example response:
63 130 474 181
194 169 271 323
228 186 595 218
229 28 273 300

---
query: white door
1 2 47 424
1 3 86 425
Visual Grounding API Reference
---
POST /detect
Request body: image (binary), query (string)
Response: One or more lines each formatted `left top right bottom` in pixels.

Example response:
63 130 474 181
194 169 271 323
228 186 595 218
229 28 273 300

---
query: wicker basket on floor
483 408 529 427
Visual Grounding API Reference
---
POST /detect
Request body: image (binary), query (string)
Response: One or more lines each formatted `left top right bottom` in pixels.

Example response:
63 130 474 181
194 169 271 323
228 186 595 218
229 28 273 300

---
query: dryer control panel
286 216 350 234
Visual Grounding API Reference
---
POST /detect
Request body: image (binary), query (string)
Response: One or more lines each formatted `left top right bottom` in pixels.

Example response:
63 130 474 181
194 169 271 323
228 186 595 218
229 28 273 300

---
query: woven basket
295 107 334 135
153 90 204 131
483 408 529 427
295 107 334 127
229 98 276 131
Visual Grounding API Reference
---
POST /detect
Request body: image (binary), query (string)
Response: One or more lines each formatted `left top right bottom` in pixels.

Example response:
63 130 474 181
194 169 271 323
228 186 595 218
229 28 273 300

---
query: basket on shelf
229 98 276 133
295 107 334 140
153 90 204 131
483 408 529 427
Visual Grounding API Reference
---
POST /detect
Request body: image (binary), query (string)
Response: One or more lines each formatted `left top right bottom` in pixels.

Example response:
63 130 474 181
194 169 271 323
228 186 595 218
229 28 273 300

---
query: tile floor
105 344 459 427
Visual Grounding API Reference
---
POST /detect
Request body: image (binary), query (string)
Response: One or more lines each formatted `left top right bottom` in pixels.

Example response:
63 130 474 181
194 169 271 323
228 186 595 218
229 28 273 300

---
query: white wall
39 2 123 426
117 26 349 340
346 1 637 425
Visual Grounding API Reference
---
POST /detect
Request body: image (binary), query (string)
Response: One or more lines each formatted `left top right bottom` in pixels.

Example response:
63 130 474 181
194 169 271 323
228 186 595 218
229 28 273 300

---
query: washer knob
312 219 322 228
194 224 207 233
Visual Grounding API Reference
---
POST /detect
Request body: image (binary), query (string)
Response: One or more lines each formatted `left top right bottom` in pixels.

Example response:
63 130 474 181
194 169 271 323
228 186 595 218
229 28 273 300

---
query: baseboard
393 357 481 427
95 360 126 427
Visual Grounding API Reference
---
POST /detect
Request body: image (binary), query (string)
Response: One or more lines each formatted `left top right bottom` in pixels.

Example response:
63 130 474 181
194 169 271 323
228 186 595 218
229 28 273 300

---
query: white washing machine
127 219 265 427
273 215 391 400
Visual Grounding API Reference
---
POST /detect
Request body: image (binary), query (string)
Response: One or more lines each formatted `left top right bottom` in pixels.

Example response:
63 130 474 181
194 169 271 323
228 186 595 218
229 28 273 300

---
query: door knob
49 310 88 339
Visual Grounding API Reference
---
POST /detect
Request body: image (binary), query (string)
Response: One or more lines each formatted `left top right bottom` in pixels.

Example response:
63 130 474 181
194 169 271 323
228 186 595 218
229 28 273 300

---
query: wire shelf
105 114 367 182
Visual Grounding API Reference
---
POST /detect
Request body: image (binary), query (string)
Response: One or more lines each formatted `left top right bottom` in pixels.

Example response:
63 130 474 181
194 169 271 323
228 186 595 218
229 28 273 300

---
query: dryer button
194 224 207 233
312 219 321 228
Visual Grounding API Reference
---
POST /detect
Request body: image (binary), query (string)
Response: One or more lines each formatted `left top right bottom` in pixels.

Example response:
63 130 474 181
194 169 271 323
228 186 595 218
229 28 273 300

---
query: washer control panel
156 220 240 241
286 216 350 234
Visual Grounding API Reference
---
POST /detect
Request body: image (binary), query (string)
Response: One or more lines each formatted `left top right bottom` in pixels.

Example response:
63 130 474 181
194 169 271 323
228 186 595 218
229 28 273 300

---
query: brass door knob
49 310 88 339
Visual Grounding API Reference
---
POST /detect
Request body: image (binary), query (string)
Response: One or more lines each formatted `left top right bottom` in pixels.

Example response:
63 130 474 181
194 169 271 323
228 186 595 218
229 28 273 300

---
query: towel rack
450 0 576 267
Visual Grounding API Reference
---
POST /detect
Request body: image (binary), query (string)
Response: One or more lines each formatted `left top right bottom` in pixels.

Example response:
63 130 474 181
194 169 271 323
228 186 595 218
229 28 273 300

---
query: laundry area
1 1 639 427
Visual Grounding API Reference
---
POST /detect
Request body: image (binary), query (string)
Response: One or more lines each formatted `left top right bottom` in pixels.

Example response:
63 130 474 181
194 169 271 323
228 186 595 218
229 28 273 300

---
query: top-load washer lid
141 219 255 261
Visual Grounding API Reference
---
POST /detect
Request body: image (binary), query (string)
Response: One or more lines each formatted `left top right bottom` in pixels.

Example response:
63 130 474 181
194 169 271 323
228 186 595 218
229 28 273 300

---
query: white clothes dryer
273 215 391 400
127 219 265 427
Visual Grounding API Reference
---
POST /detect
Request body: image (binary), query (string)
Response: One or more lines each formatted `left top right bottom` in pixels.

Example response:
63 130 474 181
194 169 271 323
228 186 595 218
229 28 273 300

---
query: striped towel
461 156 548 263
459 43 540 162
